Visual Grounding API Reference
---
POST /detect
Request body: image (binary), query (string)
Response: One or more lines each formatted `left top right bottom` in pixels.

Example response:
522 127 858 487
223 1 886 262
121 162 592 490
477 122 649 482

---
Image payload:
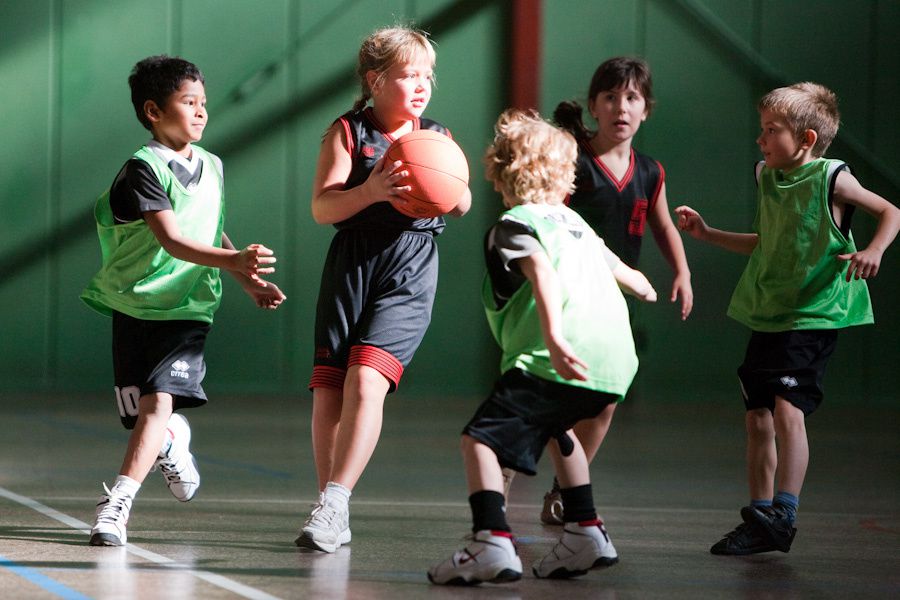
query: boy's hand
236 244 276 285
244 279 286 309
547 337 589 382
640 284 658 303
837 247 884 281
671 273 692 320
674 205 708 240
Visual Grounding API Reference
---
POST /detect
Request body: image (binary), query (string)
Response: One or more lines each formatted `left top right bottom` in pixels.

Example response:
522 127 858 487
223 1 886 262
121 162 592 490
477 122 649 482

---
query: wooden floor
1 390 897 599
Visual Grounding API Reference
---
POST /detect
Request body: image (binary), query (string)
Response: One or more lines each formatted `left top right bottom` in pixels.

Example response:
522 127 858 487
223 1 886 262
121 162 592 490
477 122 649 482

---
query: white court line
0 486 282 600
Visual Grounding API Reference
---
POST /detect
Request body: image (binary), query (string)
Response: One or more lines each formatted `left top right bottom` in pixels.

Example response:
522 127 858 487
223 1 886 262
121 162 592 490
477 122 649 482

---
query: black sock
469 490 510 533
560 484 597 523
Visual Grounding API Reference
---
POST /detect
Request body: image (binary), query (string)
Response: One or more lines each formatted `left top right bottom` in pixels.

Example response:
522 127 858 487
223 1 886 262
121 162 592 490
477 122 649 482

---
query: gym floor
1 390 897 599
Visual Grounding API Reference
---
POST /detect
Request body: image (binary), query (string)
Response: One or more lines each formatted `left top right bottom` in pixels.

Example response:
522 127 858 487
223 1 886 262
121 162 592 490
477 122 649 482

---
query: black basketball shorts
112 311 209 429
310 229 439 393
463 368 618 476
738 329 839 417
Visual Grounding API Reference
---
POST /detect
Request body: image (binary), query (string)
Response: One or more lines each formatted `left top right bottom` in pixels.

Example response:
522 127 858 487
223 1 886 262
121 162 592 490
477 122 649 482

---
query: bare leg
462 434 504 494
745 407 776 500
328 365 390 490
772 397 808 496
548 430 590 489
119 393 173 483
572 403 617 463
311 387 343 491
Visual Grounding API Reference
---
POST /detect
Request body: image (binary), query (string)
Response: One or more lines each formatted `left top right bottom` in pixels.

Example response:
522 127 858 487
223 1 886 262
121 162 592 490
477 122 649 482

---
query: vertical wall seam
283 0 300 391
47 0 62 388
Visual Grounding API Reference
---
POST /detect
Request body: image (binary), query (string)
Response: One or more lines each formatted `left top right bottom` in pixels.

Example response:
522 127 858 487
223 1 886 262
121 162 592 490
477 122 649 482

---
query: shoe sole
740 506 796 553
294 529 351 553
428 568 522 586
89 532 124 546
533 554 618 579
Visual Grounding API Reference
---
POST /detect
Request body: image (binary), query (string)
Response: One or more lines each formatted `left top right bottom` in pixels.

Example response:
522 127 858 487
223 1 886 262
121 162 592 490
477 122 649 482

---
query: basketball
385 129 469 218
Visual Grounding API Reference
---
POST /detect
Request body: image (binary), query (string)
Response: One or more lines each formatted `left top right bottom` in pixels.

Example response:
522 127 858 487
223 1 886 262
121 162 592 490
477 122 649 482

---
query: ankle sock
750 498 773 508
323 482 351 507
773 491 798 523
113 475 140 498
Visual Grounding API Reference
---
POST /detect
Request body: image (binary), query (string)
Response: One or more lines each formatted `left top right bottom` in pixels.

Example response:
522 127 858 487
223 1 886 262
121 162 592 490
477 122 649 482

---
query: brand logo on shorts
171 360 190 379
361 145 376 158
780 375 798 389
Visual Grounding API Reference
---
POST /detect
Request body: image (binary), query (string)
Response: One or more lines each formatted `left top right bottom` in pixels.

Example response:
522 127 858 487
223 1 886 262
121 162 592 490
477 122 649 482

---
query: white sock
324 481 351 507
113 475 140 498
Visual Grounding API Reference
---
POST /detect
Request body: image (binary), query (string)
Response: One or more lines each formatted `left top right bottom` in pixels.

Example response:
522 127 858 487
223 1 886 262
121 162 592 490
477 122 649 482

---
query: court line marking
0 552 93 600
0 485 282 600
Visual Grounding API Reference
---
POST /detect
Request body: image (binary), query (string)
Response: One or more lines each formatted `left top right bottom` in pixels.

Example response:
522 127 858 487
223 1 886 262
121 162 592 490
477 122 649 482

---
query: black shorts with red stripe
309 228 438 393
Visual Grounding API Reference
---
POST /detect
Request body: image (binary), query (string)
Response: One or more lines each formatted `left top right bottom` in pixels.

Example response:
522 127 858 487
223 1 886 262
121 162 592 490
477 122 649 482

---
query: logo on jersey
628 199 648 235
171 360 191 379
361 145 376 158
780 375 799 389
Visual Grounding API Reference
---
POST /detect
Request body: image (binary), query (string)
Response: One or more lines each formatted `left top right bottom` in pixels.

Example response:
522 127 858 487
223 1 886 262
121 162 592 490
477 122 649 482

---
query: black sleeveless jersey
566 141 664 267
333 107 449 234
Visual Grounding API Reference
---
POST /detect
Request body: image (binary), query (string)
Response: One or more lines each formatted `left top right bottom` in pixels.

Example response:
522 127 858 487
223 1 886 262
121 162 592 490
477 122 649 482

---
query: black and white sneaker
89 482 133 546
741 505 797 552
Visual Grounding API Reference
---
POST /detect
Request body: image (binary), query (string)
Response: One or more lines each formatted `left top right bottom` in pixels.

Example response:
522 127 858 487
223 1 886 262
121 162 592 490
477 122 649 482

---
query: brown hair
758 82 840 157
554 56 654 141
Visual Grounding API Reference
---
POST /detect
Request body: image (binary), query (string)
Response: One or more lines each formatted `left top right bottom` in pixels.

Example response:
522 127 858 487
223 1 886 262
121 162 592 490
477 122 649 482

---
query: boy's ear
801 128 817 150
143 100 162 124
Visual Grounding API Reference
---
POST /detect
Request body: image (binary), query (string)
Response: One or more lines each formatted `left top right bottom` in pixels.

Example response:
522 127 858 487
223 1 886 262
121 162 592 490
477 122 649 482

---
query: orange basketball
385 129 469 218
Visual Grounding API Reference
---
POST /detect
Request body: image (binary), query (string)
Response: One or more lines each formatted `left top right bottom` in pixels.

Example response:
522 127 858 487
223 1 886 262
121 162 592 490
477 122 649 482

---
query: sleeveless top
565 141 664 267
727 159 873 331
483 203 638 398
333 107 448 234
81 145 225 323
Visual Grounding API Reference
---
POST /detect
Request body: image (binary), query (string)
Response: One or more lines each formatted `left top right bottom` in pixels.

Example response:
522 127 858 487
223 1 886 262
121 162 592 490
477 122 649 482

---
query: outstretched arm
674 205 758 255
144 211 275 285
833 170 900 281
221 233 286 308
517 251 588 382
310 123 411 224
648 183 693 319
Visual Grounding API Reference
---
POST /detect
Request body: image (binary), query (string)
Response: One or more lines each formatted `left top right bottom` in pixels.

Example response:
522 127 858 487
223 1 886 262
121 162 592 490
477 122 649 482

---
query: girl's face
369 58 433 121
588 81 648 145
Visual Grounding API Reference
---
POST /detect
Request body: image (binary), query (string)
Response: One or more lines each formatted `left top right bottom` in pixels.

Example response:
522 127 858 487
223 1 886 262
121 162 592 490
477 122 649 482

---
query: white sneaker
89 482 133 546
532 520 618 579
155 413 200 502
428 530 523 586
295 497 351 553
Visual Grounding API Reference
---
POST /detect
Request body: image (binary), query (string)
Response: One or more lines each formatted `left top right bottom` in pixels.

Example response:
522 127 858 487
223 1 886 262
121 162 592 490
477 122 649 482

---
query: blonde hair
758 82 840 157
484 109 577 207
353 25 436 112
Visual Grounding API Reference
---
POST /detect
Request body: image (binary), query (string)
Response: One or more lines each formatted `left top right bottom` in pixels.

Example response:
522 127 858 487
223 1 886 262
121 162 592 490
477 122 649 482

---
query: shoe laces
96 483 130 524
155 453 187 484
307 502 344 530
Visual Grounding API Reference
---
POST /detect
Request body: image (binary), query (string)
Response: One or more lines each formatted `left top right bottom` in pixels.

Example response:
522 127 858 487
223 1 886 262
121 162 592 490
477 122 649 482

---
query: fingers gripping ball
385 130 469 218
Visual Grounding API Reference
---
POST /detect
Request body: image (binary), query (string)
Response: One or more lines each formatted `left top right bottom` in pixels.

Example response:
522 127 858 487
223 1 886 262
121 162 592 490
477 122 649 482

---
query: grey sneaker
428 530 522 586
155 413 200 502
295 498 351 553
533 520 618 579
89 482 133 546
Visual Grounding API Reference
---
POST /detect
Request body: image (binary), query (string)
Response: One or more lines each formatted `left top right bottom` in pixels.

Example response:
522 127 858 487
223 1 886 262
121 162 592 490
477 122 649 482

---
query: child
675 82 900 555
516 56 692 526
297 25 471 553
428 109 656 585
81 55 286 546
